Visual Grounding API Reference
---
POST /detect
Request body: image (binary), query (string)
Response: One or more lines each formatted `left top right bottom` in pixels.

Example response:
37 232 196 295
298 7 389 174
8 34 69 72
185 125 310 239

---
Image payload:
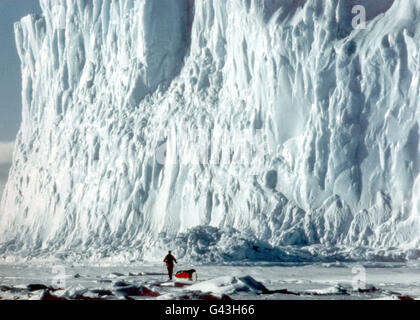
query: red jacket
164 254 177 266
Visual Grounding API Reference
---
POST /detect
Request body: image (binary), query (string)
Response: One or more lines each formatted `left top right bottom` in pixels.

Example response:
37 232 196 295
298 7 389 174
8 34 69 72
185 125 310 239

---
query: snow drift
1 0 420 262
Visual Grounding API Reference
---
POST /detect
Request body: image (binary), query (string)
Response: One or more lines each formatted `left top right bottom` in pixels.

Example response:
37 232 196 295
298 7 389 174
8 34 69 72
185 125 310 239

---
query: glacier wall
1 0 420 261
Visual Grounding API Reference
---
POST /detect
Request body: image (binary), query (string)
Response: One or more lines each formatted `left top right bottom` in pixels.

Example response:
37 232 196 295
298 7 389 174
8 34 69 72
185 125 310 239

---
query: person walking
163 250 178 280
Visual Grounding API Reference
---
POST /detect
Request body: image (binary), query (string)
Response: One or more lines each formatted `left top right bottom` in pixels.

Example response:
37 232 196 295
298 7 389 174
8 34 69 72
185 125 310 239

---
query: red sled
175 269 197 281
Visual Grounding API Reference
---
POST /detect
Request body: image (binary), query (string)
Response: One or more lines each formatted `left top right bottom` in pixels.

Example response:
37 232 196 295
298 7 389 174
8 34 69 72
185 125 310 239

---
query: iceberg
1 0 419 262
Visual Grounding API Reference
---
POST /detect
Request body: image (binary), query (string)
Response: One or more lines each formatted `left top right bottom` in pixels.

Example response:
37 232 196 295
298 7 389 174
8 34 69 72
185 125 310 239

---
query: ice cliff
1 0 420 262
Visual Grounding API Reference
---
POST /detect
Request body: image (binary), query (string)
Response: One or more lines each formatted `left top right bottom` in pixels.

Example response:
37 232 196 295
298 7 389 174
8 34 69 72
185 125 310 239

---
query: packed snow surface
1 262 420 300
1 0 420 262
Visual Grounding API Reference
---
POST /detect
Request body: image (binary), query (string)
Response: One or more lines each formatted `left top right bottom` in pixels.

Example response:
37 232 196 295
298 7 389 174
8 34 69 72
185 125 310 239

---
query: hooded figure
163 250 177 280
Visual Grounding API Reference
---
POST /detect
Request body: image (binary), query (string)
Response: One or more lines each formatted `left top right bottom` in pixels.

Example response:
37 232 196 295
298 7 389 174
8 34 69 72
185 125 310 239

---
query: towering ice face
1 0 419 261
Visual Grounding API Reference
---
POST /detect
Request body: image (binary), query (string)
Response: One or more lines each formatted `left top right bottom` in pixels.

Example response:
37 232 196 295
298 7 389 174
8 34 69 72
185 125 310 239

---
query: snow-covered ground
1 262 419 300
